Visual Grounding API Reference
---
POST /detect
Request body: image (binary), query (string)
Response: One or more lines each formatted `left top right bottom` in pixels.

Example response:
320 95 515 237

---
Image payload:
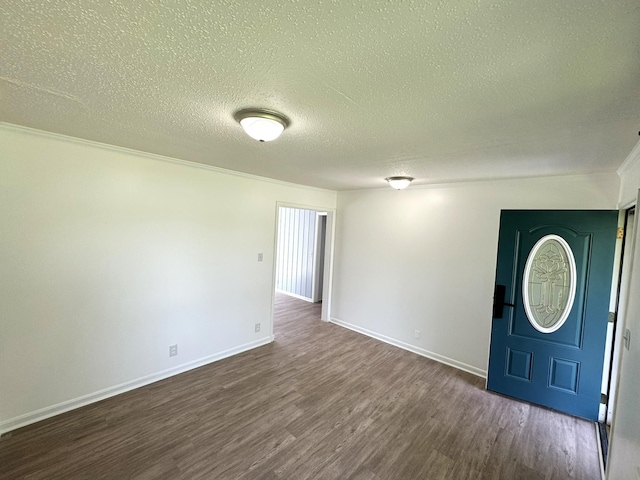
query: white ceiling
2 1 639 190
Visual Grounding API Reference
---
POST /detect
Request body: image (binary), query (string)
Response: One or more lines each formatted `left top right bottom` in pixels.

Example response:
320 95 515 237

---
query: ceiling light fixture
234 108 289 142
385 176 414 190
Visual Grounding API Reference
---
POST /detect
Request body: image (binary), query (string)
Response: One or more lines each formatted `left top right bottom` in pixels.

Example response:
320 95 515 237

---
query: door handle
493 284 515 318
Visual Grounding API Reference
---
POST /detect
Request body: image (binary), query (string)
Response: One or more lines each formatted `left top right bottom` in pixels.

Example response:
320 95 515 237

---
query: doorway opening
272 203 335 337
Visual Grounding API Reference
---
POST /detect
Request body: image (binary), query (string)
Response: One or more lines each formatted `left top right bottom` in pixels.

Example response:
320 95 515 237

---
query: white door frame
311 212 328 303
598 209 628 422
602 207 636 424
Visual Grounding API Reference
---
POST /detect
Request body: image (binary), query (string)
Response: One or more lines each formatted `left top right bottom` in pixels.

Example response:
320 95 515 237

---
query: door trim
603 207 636 424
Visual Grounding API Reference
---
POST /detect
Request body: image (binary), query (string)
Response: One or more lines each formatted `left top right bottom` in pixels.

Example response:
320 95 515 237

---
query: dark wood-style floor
0 294 600 479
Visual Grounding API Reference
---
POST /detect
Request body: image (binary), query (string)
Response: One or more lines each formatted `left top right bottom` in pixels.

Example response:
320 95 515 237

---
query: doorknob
493 284 515 318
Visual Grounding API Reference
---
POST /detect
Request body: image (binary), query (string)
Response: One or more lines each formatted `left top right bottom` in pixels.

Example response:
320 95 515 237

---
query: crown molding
617 139 640 177
0 122 336 194
340 171 619 194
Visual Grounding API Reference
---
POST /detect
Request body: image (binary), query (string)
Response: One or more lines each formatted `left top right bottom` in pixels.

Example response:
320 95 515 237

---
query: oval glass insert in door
522 234 577 333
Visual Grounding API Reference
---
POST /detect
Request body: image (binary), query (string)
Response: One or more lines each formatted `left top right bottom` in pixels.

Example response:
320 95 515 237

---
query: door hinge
617 227 624 239
601 393 608 405
608 312 616 324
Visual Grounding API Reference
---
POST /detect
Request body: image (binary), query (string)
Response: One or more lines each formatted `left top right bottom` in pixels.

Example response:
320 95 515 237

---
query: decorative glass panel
522 235 577 333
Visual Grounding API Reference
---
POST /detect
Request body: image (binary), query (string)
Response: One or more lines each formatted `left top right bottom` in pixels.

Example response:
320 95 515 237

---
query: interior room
1 1 639 479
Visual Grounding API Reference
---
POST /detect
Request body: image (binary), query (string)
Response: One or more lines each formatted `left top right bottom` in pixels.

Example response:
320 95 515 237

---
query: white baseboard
329 317 487 378
0 336 274 436
275 289 314 303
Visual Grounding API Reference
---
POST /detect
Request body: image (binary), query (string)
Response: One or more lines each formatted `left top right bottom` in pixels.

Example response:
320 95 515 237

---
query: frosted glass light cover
388 179 410 189
385 176 413 189
240 117 285 142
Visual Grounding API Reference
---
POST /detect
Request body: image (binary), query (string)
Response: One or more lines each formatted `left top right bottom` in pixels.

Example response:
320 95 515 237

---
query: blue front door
487 210 617 420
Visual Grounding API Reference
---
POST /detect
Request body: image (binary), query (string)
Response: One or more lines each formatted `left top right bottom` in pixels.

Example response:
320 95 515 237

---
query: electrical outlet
257 253 263 262
255 323 261 333
414 330 421 339
169 344 178 357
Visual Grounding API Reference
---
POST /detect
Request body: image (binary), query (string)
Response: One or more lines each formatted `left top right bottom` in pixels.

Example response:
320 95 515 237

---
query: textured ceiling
2 1 639 190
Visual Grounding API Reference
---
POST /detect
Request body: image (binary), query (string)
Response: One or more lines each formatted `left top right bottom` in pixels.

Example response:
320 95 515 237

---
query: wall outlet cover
255 323 261 333
169 344 178 357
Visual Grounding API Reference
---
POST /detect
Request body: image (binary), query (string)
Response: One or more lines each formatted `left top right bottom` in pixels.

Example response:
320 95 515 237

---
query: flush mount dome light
234 108 289 142
385 176 414 190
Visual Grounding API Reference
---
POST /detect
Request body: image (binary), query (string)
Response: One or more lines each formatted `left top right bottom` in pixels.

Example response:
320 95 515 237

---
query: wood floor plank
0 293 601 479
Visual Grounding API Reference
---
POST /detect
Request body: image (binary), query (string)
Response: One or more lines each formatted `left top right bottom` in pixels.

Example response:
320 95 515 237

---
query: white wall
607 142 640 480
0 124 336 433
331 174 620 376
